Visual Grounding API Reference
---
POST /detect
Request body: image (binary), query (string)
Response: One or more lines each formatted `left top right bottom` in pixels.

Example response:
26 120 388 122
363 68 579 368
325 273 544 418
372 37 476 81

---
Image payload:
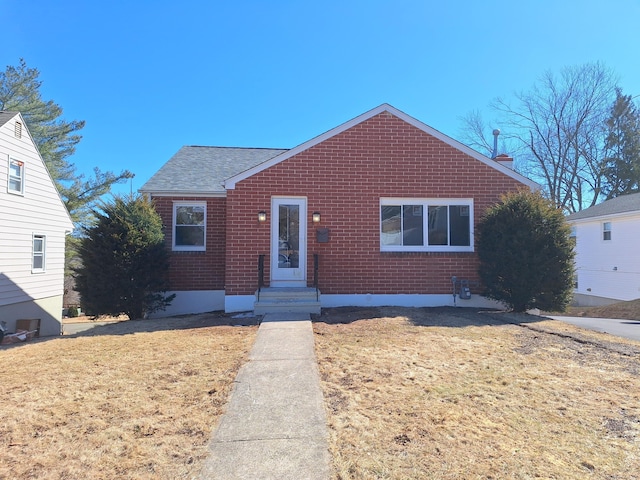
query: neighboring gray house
567 193 640 306
0 112 74 336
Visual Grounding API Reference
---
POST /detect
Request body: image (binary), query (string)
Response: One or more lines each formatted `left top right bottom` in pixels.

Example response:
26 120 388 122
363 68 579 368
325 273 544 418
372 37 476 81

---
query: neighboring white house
566 193 640 306
0 111 74 336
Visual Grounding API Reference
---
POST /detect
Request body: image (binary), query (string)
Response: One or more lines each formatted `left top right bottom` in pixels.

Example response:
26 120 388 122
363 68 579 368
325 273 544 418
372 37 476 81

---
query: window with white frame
603 222 612 241
32 234 46 272
380 198 473 252
8 158 24 194
173 202 206 251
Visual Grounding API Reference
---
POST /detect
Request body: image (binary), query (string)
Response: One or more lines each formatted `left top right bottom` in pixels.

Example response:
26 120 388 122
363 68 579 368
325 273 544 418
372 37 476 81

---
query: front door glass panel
278 204 299 269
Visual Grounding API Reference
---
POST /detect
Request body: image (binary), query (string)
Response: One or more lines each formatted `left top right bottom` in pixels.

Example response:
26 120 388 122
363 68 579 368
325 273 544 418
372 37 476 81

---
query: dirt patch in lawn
313 306 640 479
0 312 258 479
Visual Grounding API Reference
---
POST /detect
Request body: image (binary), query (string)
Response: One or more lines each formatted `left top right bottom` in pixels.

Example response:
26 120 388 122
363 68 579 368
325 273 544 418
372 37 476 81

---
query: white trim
224 104 539 190
8 156 25 195
602 221 612 241
271 196 307 286
567 210 640 224
380 198 474 252
32 233 46 273
172 201 207 251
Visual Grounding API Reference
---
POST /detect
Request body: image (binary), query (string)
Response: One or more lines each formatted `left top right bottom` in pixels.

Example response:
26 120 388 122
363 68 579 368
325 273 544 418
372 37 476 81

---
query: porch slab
254 287 321 315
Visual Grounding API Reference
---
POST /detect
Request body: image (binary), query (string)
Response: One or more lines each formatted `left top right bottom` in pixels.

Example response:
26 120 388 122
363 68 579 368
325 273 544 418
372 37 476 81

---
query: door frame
270 196 307 286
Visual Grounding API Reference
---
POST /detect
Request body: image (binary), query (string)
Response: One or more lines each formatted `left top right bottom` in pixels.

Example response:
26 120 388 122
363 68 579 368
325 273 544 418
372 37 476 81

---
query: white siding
0 113 73 312
571 212 640 302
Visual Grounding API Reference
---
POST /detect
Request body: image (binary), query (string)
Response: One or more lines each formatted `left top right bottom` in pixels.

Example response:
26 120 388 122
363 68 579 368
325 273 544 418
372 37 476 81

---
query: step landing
254 287 321 315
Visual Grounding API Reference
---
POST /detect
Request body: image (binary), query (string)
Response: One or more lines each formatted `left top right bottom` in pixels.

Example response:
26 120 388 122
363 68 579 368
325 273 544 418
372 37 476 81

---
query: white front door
271 197 307 286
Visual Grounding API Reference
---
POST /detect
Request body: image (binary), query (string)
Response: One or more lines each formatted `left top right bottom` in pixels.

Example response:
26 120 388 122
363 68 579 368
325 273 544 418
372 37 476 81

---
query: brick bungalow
140 104 537 315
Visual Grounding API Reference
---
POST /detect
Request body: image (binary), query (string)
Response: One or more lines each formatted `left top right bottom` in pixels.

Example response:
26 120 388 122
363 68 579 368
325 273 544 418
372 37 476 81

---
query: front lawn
0 313 257 479
314 307 640 479
2 307 639 479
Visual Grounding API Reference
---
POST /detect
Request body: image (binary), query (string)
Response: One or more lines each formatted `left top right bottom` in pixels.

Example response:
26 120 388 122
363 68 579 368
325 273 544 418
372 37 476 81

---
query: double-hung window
173 202 206 251
32 234 46 273
380 198 473 252
8 158 24 195
602 222 612 241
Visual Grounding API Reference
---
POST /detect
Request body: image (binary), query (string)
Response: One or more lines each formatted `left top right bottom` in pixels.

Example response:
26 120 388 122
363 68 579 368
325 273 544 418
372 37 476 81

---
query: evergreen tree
0 59 132 225
602 89 640 199
74 195 174 320
477 190 575 312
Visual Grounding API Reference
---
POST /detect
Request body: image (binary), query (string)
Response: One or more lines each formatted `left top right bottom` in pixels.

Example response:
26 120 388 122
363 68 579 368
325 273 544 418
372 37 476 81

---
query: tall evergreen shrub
477 190 574 312
74 195 174 319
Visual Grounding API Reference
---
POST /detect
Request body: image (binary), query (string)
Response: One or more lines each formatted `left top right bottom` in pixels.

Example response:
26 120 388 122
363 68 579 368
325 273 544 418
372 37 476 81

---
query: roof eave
138 189 227 198
567 209 640 223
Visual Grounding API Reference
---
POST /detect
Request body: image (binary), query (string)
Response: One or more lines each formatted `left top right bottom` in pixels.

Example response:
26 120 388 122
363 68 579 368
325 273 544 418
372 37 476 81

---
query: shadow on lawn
62 311 260 338
313 306 546 328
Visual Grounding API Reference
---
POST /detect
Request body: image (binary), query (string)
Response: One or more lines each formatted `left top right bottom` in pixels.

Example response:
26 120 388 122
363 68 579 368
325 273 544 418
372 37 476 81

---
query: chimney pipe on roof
495 153 514 169
491 129 500 159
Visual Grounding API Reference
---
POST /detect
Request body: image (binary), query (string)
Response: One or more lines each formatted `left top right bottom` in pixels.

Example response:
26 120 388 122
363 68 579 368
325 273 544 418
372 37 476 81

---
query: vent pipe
491 129 500 159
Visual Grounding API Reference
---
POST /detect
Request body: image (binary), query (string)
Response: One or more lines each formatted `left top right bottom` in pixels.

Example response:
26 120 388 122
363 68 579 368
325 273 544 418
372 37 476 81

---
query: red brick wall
152 196 226 291
225 111 528 296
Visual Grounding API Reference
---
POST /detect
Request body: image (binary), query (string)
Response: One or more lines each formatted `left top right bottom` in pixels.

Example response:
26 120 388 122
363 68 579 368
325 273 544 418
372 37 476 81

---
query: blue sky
3 0 640 196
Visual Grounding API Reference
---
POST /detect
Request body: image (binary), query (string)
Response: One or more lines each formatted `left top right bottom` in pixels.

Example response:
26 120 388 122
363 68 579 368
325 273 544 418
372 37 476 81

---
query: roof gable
567 192 640 222
0 111 74 229
224 104 538 190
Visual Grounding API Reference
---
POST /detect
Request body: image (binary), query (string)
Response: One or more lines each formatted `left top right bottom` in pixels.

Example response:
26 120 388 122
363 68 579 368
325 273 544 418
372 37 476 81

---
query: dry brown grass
558 298 640 320
313 307 640 479
0 313 257 480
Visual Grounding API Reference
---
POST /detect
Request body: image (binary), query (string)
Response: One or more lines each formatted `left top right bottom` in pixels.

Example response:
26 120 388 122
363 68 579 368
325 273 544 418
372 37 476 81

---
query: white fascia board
567 210 640 224
224 103 540 191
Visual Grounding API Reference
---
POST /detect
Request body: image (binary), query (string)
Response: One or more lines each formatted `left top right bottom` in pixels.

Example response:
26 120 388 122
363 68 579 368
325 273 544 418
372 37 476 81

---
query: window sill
380 250 475 256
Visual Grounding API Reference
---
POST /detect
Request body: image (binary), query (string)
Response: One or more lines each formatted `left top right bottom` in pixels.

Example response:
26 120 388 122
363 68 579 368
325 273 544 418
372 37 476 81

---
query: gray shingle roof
0 111 19 128
567 192 640 221
139 146 288 194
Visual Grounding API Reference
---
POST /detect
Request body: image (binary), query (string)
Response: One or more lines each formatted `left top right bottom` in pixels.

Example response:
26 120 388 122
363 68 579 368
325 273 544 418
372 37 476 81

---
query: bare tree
462 63 618 212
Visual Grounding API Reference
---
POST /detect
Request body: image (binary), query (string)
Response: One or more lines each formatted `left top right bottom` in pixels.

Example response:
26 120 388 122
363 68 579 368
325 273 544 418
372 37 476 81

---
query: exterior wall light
312 212 321 223
258 211 267 222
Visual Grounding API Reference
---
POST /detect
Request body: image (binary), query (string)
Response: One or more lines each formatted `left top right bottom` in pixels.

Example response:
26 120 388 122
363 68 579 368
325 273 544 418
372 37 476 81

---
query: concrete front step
254 287 321 315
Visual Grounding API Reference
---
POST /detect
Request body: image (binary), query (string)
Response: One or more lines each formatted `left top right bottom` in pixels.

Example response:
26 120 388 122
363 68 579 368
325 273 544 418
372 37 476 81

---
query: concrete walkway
199 313 332 480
